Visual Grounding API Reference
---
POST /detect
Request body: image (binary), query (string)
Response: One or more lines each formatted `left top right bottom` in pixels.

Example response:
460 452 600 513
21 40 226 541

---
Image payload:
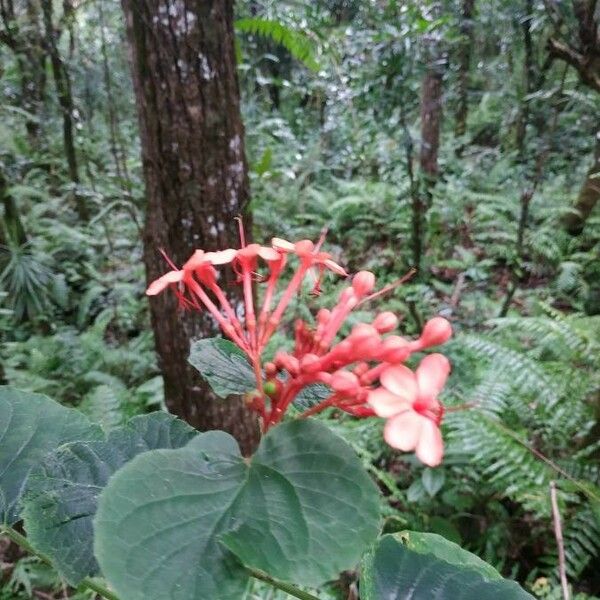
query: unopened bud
317 308 331 326
331 370 360 393
300 353 322 373
380 335 411 362
265 362 277 376
274 351 300 375
372 311 398 333
352 271 376 296
263 380 278 397
418 317 452 349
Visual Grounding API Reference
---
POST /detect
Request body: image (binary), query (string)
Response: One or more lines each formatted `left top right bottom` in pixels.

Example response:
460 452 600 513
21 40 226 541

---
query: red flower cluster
147 234 452 466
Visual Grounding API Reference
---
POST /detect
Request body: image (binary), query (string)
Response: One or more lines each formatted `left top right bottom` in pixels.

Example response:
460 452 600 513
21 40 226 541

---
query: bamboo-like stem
550 481 570 600
248 567 321 600
0 526 120 600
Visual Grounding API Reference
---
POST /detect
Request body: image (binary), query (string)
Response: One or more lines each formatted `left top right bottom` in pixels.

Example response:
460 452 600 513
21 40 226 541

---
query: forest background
0 0 599 598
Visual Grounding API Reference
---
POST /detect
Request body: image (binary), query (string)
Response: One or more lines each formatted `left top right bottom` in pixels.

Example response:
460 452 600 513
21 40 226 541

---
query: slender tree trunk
564 132 600 235
515 0 534 156
455 0 475 137
121 0 259 453
41 0 87 219
413 37 444 274
98 0 130 187
0 163 27 246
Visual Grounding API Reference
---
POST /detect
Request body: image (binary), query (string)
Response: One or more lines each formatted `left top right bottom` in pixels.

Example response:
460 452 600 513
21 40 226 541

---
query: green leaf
361 533 534 599
235 18 320 71
94 420 380 600
188 337 256 397
0 386 102 525
21 412 197 585
422 467 445 497
292 383 331 411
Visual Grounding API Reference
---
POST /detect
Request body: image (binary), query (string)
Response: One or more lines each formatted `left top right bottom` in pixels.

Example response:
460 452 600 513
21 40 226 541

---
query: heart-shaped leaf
94 420 380 600
21 412 198 585
0 386 102 525
361 532 534 599
188 337 256 397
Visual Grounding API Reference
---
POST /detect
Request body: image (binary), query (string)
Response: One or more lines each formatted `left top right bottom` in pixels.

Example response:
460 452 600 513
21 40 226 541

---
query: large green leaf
188 337 256 397
361 533 534 599
95 420 380 600
0 386 102 525
21 412 198 585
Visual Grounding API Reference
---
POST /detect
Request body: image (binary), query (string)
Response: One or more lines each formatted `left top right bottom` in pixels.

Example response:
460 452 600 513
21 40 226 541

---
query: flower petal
368 388 411 418
416 353 451 405
272 238 295 252
380 364 418 402
415 419 444 467
183 250 206 270
146 270 183 295
323 258 348 276
258 246 281 261
206 248 237 265
383 409 423 452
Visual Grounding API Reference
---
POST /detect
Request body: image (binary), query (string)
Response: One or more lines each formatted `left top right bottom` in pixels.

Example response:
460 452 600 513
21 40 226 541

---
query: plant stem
0 526 120 600
550 481 570 600
248 567 321 600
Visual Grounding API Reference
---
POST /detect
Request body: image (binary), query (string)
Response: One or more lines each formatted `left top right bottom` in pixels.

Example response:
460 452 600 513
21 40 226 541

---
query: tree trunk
564 132 600 235
454 0 475 137
121 0 259 454
515 0 534 156
41 0 87 219
0 163 27 247
413 39 444 274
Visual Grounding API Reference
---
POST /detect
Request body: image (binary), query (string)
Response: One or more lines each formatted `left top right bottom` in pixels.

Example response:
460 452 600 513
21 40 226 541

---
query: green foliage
361 533 534 599
188 337 257 397
94 420 380 599
235 18 320 71
22 412 198 585
0 387 102 524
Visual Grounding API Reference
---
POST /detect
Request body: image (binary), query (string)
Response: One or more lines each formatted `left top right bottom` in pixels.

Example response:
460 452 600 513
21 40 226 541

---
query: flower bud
418 317 452 348
300 353 322 373
274 351 299 375
263 380 278 397
372 311 398 333
317 308 331 326
265 362 278 376
352 271 376 296
331 370 360 393
380 335 411 362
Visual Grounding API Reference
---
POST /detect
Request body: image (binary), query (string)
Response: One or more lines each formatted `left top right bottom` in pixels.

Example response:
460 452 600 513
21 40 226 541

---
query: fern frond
235 18 320 71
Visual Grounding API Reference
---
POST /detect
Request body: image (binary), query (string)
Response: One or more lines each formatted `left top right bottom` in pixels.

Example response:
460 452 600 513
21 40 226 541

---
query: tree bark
454 0 475 137
515 0 535 156
564 132 600 235
121 0 259 453
41 0 87 220
413 37 444 274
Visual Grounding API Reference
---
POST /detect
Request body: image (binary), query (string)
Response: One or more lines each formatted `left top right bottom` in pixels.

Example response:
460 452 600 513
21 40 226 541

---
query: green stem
248 567 321 600
0 526 120 600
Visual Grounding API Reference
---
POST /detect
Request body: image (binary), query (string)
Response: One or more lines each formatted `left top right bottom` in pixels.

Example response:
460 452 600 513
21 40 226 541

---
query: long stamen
357 268 416 307
235 216 246 248
187 278 249 351
261 262 311 346
159 248 179 271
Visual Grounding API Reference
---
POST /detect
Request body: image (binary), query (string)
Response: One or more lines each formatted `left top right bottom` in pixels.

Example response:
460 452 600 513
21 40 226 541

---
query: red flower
368 354 450 466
